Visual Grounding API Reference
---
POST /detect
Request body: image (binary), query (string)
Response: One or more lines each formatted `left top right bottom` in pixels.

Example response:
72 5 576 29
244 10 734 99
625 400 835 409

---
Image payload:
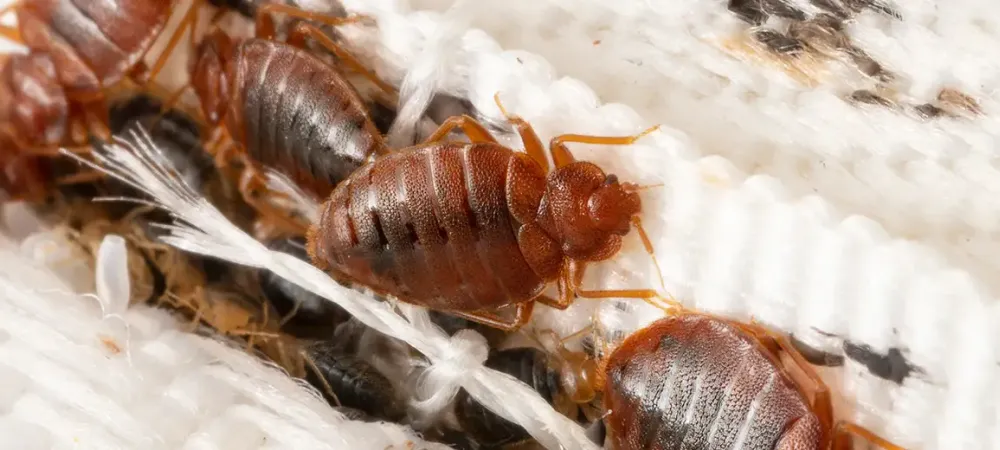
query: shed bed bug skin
600 311 905 450
842 341 921 385
188 4 390 235
307 94 668 331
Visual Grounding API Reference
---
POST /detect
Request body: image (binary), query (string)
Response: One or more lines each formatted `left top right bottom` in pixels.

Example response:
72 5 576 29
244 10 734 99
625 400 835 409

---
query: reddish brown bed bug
306 93 669 331
599 310 905 450
187 3 392 236
0 0 204 154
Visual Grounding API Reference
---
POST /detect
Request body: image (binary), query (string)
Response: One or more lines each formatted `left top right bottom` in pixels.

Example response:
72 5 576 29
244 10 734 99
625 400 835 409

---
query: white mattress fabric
1 0 998 448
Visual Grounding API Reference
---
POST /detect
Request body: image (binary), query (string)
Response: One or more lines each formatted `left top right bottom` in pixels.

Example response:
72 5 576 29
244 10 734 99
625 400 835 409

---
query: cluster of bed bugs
0 1 913 449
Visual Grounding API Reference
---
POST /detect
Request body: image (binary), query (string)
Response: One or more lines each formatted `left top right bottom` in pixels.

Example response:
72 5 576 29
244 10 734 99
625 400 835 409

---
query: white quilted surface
0 224 446 450
2 0 999 449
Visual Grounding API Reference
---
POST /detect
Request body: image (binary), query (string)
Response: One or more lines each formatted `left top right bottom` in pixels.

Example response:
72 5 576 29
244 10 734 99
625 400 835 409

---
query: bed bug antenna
624 182 665 192
629 216 672 306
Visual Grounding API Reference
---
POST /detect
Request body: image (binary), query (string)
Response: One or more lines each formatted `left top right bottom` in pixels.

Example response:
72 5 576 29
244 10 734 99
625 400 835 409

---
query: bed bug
599 310 905 450
90 92 260 235
104 94 216 194
188 4 392 235
307 94 667 330
302 339 405 421
0 0 202 156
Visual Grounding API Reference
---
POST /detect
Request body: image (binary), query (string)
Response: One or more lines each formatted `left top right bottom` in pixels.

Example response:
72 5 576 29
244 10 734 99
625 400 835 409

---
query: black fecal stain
843 341 921 384
751 29 804 55
790 334 845 367
729 0 767 24
729 0 805 24
914 103 946 119
844 0 902 19
849 89 895 108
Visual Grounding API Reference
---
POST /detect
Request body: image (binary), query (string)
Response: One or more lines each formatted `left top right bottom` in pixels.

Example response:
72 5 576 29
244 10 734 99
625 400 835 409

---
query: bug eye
603 174 619 186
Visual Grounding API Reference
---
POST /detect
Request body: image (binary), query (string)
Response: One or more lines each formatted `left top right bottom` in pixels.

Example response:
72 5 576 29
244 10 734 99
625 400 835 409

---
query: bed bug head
189 29 235 125
545 162 646 261
588 174 642 236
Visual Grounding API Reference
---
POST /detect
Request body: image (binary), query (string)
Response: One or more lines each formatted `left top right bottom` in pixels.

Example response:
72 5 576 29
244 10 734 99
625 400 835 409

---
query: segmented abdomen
231 39 385 197
603 315 822 450
18 0 172 93
304 341 403 421
309 143 546 312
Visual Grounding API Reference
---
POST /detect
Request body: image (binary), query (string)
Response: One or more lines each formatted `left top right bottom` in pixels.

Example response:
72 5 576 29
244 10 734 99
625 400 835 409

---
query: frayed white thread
410 329 488 413
264 169 321 224
73 128 600 450
387 0 474 147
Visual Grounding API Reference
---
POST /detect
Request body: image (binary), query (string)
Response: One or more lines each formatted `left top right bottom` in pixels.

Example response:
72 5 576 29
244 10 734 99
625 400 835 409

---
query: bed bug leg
56 169 106 186
493 93 550 171
284 21 396 100
450 302 535 332
421 114 497 144
548 125 661 168
830 422 904 450
238 167 310 236
556 259 680 313
136 0 201 88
